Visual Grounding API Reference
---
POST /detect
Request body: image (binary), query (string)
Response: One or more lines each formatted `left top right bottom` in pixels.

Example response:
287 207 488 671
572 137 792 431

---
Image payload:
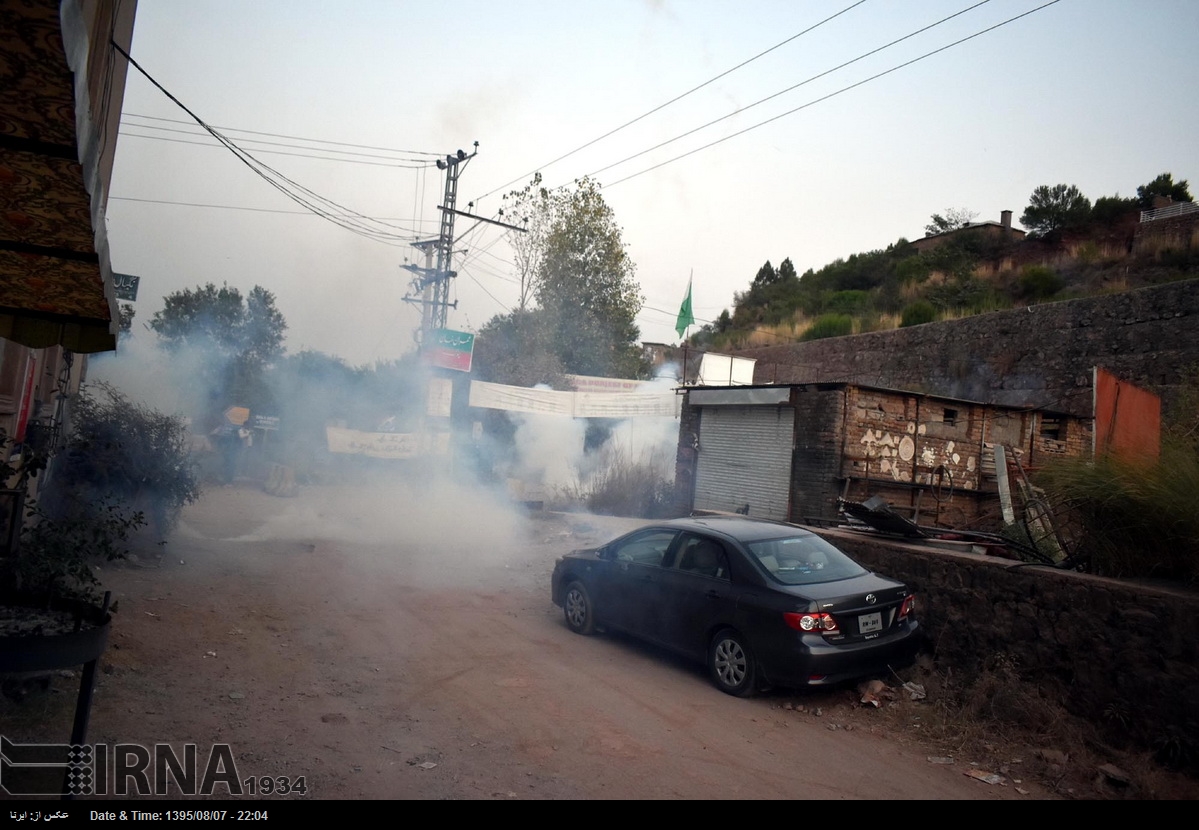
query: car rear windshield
746 534 867 585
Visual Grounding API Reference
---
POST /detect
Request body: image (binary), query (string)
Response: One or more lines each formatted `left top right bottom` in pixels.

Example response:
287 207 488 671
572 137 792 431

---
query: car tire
563 580 596 635
708 628 757 697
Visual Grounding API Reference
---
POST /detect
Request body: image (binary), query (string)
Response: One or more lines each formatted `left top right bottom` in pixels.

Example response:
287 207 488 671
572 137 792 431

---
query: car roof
651 515 816 543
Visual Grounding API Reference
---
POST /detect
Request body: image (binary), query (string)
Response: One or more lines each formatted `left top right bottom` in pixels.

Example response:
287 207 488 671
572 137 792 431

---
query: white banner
326 426 449 458
427 377 453 418
468 381 679 417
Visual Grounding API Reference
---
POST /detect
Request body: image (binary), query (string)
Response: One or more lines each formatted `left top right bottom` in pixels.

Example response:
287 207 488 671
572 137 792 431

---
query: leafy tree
1020 184 1092 237
473 309 567 389
1137 172 1193 210
752 261 778 288
149 283 287 413
1091 194 1139 224
481 176 646 381
151 283 286 365
924 207 977 236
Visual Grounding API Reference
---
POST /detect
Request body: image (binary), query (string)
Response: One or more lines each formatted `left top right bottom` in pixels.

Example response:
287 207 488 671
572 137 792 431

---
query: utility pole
402 143 526 350
403 143 478 346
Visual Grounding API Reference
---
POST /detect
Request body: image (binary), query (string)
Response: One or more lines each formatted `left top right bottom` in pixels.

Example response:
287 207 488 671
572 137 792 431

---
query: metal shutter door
693 405 793 520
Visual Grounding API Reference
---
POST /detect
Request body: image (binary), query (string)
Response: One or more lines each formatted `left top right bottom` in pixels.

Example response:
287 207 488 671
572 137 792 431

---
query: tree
501 172 553 311
482 176 646 381
1091 194 1139 224
149 282 287 412
751 261 777 288
924 207 977 237
1020 184 1092 237
1137 172 1192 210
473 309 567 389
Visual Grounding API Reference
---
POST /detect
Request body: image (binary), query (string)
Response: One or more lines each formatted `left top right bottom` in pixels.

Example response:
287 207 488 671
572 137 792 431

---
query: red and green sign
424 328 475 372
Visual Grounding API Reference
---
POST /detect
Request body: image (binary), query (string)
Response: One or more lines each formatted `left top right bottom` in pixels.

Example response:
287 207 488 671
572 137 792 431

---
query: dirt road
6 480 1049 800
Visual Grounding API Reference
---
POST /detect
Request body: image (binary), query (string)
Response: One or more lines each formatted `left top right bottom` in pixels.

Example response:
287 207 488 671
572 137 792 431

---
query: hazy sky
107 0 1199 367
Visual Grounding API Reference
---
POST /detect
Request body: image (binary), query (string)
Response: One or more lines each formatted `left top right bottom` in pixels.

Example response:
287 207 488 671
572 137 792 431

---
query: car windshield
746 533 867 585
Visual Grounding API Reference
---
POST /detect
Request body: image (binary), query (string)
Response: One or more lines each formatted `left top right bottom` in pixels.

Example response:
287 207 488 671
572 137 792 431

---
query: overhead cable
587 0 993 181
604 0 1062 188
472 0 870 203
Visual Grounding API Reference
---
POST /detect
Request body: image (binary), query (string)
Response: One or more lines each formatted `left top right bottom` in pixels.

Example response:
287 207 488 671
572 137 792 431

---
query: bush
801 314 853 341
1018 266 1064 301
900 300 937 327
48 382 200 540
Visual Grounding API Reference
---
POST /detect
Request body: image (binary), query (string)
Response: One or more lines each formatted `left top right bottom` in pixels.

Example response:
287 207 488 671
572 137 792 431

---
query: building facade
675 382 1090 531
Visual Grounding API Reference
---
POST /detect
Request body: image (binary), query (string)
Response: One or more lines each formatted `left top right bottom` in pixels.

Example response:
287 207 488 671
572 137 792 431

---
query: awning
0 0 136 354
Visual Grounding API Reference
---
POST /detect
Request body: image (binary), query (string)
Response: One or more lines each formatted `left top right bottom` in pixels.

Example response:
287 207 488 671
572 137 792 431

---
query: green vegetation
801 314 854 341
1 382 199 603
688 171 1194 351
477 176 647 385
1020 183 1092 238
1018 265 1064 300
900 300 937 327
1036 370 1199 585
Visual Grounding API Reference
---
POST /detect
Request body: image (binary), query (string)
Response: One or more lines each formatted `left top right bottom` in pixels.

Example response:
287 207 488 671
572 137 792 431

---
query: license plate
858 611 882 634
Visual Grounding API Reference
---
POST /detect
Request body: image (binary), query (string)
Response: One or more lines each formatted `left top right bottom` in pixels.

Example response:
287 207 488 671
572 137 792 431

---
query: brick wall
790 387 844 520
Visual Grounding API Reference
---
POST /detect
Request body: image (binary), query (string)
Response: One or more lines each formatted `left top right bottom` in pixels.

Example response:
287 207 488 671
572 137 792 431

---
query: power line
587 0 993 182
113 40 423 245
119 129 436 168
604 0 1062 189
472 0 869 203
123 112 441 157
108 195 437 232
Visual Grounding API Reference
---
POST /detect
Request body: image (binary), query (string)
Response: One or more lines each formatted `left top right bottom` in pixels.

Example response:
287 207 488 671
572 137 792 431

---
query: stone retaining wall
812 526 1199 764
739 279 1199 419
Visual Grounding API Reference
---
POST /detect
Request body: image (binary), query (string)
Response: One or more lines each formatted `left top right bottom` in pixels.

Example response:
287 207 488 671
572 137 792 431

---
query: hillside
692 205 1199 351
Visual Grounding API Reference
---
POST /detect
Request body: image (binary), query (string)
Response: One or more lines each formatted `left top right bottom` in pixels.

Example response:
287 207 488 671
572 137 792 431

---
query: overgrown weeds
1036 420 1199 584
552 445 677 518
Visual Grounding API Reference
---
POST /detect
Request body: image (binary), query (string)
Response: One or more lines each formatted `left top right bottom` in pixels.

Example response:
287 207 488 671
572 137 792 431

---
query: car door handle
705 590 720 599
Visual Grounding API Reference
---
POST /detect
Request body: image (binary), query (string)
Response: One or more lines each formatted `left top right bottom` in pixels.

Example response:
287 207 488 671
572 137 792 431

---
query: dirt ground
3 479 1195 801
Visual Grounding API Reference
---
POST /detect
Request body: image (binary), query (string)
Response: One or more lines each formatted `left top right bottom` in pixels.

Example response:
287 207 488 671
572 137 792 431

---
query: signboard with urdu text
424 328 475 372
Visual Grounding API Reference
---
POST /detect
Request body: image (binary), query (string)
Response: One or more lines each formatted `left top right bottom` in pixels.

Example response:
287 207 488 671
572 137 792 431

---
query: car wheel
563 580 596 635
708 629 757 697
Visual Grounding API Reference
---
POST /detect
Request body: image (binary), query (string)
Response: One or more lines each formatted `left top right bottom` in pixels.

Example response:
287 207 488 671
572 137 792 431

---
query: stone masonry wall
739 279 1199 419
814 526 1199 764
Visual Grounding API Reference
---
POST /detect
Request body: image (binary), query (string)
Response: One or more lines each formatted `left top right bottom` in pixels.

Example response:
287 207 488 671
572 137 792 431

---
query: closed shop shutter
693 405 794 520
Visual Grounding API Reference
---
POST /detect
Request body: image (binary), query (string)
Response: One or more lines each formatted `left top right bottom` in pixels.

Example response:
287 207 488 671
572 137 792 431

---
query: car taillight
898 594 916 621
783 611 840 635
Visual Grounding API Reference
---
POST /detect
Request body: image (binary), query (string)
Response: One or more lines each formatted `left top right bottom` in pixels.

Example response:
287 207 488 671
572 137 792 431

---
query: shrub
900 300 937 327
48 382 200 540
1018 266 1064 300
800 314 853 341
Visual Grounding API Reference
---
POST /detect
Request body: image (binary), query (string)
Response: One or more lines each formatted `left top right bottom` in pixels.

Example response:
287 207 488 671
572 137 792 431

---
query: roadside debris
857 679 891 707
965 769 1004 785
927 756 955 765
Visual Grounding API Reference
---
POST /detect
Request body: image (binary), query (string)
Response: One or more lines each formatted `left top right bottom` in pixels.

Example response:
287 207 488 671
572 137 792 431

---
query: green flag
675 277 695 338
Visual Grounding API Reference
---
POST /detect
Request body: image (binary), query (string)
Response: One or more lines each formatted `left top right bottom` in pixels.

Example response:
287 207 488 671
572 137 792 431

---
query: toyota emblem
865 593 877 605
